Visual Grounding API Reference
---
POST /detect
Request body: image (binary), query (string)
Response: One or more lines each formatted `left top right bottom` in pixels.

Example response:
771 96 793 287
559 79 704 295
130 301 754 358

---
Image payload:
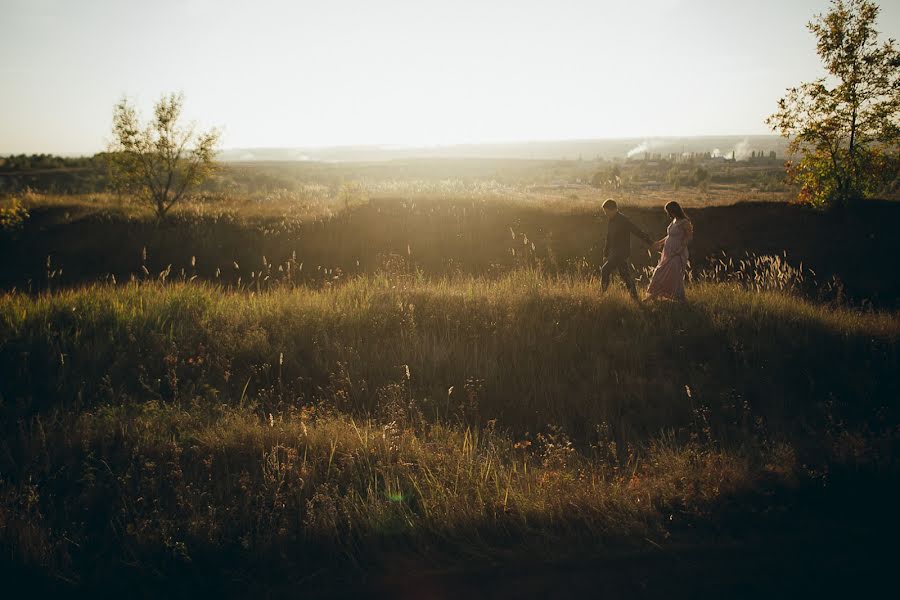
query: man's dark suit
601 212 652 299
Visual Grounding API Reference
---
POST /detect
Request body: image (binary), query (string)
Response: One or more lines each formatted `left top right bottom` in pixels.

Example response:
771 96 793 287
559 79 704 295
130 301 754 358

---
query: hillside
2 197 898 307
1 276 898 596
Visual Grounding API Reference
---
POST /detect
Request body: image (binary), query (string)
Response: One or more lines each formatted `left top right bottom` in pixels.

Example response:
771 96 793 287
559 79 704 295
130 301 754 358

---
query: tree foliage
590 164 622 189
107 93 220 220
767 0 899 209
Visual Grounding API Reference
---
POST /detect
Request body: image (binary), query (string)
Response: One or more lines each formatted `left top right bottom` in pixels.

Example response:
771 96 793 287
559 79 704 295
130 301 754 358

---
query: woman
647 201 693 301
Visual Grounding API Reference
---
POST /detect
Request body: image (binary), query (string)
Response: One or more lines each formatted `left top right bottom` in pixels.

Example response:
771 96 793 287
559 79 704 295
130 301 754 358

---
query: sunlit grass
10 179 790 227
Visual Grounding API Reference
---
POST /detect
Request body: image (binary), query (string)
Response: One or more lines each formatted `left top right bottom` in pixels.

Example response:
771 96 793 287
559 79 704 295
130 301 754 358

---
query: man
600 198 653 300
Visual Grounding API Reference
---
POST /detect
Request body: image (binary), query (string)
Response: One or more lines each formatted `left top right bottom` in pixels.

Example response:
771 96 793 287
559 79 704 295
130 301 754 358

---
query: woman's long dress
647 218 693 301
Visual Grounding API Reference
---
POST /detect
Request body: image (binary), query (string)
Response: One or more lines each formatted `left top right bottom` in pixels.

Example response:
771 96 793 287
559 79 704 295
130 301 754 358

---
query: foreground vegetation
1 273 897 595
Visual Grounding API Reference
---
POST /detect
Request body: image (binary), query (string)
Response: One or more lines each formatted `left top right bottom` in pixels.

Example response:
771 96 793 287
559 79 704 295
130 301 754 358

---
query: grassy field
2 189 899 596
1 151 798 201
3 193 899 307
1 272 898 597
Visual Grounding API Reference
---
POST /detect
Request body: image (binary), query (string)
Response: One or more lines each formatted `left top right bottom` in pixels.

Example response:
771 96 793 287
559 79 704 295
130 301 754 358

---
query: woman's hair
665 200 687 220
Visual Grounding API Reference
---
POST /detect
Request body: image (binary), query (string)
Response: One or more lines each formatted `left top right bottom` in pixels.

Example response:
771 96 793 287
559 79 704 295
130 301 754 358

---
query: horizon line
2 133 786 158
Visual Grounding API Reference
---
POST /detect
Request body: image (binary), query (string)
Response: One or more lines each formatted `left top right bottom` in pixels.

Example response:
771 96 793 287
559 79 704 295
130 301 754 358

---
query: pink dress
647 218 693 301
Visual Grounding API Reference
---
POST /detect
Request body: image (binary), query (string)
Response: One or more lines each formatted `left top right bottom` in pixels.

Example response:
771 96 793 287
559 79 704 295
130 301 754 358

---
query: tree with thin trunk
107 92 220 220
767 0 899 210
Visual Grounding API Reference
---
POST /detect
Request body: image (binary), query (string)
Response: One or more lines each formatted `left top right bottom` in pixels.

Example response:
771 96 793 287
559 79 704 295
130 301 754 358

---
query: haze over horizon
211 134 789 163
2 0 898 155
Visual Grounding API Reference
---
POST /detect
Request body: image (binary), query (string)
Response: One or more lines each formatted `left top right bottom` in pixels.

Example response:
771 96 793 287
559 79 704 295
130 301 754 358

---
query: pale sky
1 0 898 154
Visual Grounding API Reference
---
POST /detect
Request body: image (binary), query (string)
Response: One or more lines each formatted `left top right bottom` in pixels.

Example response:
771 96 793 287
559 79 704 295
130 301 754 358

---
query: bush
0 197 29 232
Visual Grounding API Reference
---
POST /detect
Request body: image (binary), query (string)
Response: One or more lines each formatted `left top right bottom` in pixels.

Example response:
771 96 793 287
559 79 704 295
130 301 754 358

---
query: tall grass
1 272 897 591
1 400 806 591
2 272 896 434
6 194 899 311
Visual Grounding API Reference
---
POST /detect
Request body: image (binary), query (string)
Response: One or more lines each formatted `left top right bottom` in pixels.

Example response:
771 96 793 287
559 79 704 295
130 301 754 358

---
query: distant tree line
0 153 101 172
0 154 107 194
0 150 338 197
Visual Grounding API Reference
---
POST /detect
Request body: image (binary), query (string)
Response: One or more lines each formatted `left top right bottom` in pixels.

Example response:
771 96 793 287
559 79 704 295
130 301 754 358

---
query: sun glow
1 0 898 153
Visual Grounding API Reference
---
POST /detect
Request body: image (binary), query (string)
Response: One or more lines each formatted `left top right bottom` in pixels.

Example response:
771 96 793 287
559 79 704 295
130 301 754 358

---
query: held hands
651 239 665 252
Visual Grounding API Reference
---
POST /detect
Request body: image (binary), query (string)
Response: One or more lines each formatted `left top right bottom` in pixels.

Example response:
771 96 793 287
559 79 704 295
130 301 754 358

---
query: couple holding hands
599 198 693 302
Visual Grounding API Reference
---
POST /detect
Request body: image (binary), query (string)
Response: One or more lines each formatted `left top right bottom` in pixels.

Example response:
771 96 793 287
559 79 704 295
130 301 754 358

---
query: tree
107 93 220 220
767 0 899 209
590 164 621 189
694 165 710 187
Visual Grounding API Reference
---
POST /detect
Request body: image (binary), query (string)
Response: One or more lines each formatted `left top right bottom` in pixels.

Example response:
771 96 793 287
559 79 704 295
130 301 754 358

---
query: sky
1 0 898 154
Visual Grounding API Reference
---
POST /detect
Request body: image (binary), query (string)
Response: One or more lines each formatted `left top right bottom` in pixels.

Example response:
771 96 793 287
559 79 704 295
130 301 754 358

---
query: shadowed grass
0 273 898 594
2 272 897 433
